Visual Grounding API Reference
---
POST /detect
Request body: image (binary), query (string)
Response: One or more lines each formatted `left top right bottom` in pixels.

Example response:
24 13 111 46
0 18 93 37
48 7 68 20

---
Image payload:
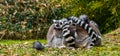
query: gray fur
46 16 102 49
46 24 65 48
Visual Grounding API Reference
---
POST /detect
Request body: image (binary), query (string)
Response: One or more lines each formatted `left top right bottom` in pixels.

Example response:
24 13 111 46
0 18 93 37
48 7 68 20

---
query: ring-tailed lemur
67 16 102 48
46 23 64 48
46 19 73 48
46 15 102 49
79 15 102 46
53 19 76 48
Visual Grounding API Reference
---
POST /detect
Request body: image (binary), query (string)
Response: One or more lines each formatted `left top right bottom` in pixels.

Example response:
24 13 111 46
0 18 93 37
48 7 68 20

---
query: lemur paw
58 45 66 49
67 47 75 50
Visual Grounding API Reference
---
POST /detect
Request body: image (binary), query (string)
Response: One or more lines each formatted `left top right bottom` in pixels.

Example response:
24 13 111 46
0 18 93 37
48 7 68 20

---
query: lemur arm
46 24 55 46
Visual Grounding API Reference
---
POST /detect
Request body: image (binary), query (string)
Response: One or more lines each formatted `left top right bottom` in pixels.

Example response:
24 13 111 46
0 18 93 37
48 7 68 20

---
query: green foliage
0 0 120 39
0 0 66 39
62 0 120 34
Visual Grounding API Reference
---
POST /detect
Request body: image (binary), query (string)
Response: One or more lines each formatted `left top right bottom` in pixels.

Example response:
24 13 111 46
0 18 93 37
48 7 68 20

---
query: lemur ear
53 19 56 22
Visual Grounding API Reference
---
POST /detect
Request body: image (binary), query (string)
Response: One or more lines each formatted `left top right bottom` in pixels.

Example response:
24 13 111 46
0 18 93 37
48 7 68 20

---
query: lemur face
53 19 68 30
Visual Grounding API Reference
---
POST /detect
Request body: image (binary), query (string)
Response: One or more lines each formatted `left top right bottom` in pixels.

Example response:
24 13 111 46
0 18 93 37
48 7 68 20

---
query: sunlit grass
0 39 47 45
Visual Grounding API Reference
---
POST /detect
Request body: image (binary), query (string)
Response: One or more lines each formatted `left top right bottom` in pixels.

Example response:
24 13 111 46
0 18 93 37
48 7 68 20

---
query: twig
0 30 6 40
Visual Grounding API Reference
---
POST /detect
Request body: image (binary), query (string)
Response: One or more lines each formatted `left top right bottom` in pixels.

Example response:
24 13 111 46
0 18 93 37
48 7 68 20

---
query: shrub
0 0 66 39
62 0 120 34
0 0 119 39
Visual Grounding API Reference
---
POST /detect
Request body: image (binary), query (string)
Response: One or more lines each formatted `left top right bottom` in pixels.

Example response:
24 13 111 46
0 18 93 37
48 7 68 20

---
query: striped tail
67 16 102 46
62 21 76 47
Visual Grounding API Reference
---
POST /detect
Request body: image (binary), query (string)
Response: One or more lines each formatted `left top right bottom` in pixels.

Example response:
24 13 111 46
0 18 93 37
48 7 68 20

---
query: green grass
0 28 120 56
0 39 47 45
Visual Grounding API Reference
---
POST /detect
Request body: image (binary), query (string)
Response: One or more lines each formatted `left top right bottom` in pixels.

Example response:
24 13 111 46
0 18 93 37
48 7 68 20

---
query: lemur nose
56 25 59 27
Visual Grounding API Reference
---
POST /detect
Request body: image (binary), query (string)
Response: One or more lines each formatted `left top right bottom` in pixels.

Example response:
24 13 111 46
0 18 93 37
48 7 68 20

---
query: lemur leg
84 38 94 49
44 35 55 48
94 37 102 46
58 37 66 49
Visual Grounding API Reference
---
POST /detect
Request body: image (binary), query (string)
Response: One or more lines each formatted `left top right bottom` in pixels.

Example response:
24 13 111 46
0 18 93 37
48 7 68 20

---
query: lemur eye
60 22 62 25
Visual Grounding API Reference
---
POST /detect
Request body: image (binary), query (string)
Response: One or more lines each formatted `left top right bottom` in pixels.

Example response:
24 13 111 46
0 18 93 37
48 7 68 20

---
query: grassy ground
0 28 120 56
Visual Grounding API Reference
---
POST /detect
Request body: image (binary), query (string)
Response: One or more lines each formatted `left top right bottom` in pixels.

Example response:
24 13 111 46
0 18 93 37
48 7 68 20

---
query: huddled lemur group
46 14 102 49
33 15 102 50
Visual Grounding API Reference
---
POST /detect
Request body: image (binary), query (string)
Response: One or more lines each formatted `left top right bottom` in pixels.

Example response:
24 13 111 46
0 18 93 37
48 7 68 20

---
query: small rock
33 41 44 51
